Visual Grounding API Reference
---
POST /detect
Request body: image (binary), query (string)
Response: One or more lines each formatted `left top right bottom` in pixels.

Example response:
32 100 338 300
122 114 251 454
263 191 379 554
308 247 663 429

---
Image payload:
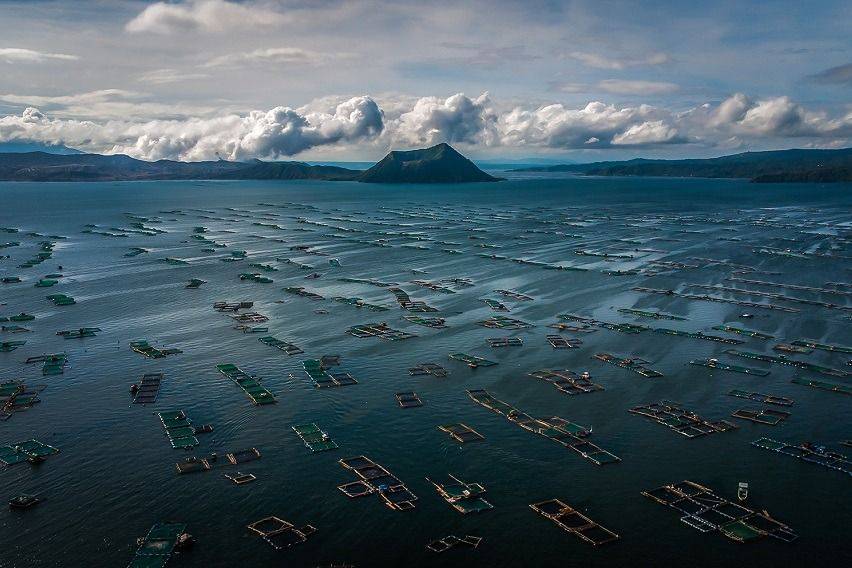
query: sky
0 0 850 162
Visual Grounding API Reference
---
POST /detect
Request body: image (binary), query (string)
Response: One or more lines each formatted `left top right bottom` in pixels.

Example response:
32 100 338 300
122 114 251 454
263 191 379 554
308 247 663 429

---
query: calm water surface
0 175 850 567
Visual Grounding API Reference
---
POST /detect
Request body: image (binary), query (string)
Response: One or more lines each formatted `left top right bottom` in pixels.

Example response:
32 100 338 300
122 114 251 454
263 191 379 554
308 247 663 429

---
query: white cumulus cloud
0 48 79 63
126 0 285 34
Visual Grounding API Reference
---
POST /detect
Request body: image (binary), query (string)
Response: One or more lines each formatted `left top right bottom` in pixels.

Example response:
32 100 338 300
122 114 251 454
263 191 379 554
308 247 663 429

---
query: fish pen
689 359 770 376
530 499 619 546
26 353 67 375
629 401 737 438
284 286 323 300
213 301 254 312
258 336 303 356
409 363 448 377
546 335 582 349
654 328 743 345
448 353 497 368
387 287 437 312
528 369 604 395
0 380 45 420
494 289 534 301
331 297 389 311
790 376 851 395
790 339 852 354
56 327 101 339
466 389 620 466
774 343 813 354
477 315 533 330
130 340 183 359
0 439 59 466
302 359 358 388
712 325 773 340
641 480 797 543
751 438 850 475
2 313 35 322
559 314 648 334
2 325 30 333
731 408 791 425
133 373 164 404
438 423 484 443
426 474 493 514
594 353 662 378
216 364 277 405
618 308 686 320
723 349 849 378
425 535 483 553
0 340 26 352
229 312 269 324
395 391 423 408
156 410 201 449
487 337 523 347
337 456 418 511
128 522 189 568
633 287 799 313
46 293 75 306
727 389 793 407
403 315 447 328
292 423 338 452
346 322 416 340
185 278 206 289
247 516 316 550
483 298 509 311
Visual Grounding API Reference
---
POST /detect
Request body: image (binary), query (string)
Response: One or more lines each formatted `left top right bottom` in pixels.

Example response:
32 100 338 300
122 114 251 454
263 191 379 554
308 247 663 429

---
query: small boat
740 313 754 319
129 383 139 395
9 494 40 510
737 482 749 501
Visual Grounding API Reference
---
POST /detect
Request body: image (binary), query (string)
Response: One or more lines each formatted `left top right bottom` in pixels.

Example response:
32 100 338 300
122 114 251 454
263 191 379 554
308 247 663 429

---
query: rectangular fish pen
790 377 851 395
629 401 737 438
530 499 619 546
727 389 793 407
438 423 484 443
477 315 533 330
247 516 316 550
346 322 417 340
302 359 358 387
689 359 770 376
448 353 497 368
594 353 662 378
546 335 582 349
292 423 338 452
427 474 493 514
731 408 791 425
0 439 59 466
528 369 604 395
128 522 188 567
133 373 163 404
751 438 850 475
409 363 448 377
258 336 303 356
216 364 276 405
337 456 418 511
487 337 523 347
156 410 199 449
466 389 620 466
130 340 182 359
395 392 423 408
642 480 797 543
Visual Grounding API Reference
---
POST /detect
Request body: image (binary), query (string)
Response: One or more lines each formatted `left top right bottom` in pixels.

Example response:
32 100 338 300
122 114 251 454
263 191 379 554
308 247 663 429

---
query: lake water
0 174 850 567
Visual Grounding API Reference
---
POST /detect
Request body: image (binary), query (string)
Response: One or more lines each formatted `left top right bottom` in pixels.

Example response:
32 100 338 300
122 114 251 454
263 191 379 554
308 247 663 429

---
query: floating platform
0 340 26 352
427 474 492 514
213 301 253 312
225 472 256 485
654 328 743 344
438 423 484 443
302 359 358 388
425 535 482 553
790 376 851 395
46 294 75 306
185 278 206 289
448 353 497 368
546 335 582 349
347 322 416 340
594 353 662 378
689 359 770 376
57 327 101 339
483 298 509 312
409 363 448 377
128 522 189 568
528 369 603 395
216 364 276 405
130 340 182 359
403 315 447 328
530 499 619 546
642 480 797 543
229 312 268 324
774 343 812 354
0 439 59 466
731 408 790 426
751 438 850 476
713 325 773 340
25 353 67 375
466 389 619 466
258 336 303 356
618 308 685 320
332 296 389 311
727 389 793 407
284 286 324 300
495 289 533 301
487 337 523 347
338 456 417 511
133 373 163 404
791 339 852 354
247 516 316 550
560 314 647 334
156 410 200 449
395 391 423 408
0 380 45 420
292 423 338 452
387 287 437 312
477 315 533 330
629 401 737 438
723 349 849 378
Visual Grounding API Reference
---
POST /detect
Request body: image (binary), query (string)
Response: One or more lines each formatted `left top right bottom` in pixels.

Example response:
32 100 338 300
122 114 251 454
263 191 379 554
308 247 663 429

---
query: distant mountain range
510 148 852 183
0 143 501 184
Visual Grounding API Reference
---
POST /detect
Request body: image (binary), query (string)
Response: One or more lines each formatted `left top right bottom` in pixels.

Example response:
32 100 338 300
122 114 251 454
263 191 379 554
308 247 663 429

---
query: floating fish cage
337 456 417 511
292 423 338 452
302 359 358 388
530 499 619 546
46 294 75 306
594 353 662 378
133 373 163 404
642 480 797 543
448 353 497 368
387 287 437 312
629 401 737 438
546 335 582 349
56 327 101 339
483 298 509 312
130 340 182 359
724 349 849 378
712 325 773 340
403 315 447 328
487 337 523 348
751 438 850 475
409 362 448 377
438 423 484 443
156 410 203 450
731 408 791 426
216 364 276 405
560 314 647 334
617 308 685 320
790 376 851 395
247 517 316 551
689 359 770 376
258 336 303 356
528 369 604 395
654 328 743 345
128 522 189 567
0 439 59 466
494 289 533 301
346 322 416 341
332 296 389 311
426 474 493 514
477 316 533 330
727 389 793 407
25 353 67 375
395 391 423 408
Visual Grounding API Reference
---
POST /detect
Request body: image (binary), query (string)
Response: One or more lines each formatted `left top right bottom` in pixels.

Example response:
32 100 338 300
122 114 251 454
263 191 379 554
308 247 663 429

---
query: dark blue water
0 175 850 567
